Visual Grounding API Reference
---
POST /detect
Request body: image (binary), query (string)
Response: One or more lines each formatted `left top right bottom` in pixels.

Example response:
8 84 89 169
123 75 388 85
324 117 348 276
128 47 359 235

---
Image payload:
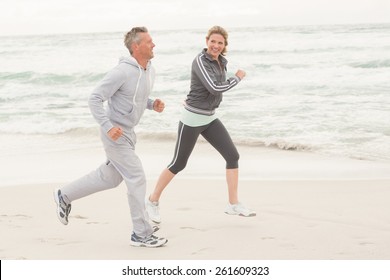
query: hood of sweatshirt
118 56 152 70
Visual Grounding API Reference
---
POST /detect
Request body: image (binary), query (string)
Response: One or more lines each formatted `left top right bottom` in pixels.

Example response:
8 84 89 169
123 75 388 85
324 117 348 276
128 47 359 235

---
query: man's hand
107 127 123 141
153 99 165 113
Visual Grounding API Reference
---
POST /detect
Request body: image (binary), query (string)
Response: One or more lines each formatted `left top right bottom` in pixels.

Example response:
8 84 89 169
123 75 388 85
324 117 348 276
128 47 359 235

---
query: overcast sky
1 0 389 36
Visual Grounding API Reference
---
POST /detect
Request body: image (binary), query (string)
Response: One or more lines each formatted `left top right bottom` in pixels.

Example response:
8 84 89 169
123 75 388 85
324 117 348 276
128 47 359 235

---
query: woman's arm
193 54 241 95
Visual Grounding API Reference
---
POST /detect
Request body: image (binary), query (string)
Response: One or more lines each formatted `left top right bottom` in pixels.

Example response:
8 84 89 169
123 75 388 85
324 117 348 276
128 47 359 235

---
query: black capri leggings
167 118 240 174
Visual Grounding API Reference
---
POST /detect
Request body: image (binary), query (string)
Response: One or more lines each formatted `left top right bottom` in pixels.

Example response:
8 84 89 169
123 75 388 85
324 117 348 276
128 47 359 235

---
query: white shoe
145 197 161 224
225 202 256 217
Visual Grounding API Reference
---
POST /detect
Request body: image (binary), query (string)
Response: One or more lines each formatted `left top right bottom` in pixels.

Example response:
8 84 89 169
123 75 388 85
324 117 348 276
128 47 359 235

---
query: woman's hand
235 69 246 80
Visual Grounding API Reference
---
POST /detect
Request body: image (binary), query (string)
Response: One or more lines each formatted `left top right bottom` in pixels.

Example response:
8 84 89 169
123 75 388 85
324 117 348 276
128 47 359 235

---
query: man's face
136 32 155 60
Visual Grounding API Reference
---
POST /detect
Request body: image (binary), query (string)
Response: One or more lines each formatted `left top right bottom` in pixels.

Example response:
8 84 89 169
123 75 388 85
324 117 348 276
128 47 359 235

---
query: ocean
1 23 390 162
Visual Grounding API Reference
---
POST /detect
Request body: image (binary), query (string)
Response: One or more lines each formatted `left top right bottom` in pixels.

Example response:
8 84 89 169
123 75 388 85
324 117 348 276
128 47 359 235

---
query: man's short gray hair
124 27 148 54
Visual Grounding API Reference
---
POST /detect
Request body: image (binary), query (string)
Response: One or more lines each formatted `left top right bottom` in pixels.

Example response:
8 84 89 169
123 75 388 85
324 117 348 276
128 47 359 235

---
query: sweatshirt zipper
133 66 143 105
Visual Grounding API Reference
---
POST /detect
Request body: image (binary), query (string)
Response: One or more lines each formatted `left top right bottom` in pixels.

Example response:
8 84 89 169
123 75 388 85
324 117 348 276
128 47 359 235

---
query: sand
1 134 390 260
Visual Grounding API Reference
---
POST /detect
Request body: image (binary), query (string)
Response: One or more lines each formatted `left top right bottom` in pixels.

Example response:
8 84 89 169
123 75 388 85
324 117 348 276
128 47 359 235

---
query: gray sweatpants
60 131 153 239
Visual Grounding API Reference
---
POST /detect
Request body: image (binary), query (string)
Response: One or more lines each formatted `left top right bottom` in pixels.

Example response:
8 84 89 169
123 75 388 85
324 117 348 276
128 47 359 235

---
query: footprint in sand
180 226 206 232
73 214 88 220
0 214 32 220
177 207 192 211
359 241 375 246
0 214 32 228
36 237 82 246
191 247 210 255
261 236 275 240
71 215 108 225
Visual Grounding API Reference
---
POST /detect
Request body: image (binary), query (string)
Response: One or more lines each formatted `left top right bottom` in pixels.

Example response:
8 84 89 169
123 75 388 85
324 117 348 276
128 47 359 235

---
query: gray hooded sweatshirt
89 56 155 145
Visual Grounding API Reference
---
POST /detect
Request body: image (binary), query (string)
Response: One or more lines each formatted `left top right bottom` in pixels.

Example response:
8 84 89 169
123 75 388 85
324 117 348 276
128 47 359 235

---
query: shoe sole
53 189 68 225
225 211 256 217
130 239 168 248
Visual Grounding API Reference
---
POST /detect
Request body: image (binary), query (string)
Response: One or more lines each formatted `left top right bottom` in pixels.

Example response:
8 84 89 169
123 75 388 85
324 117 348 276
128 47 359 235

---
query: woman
146 26 255 223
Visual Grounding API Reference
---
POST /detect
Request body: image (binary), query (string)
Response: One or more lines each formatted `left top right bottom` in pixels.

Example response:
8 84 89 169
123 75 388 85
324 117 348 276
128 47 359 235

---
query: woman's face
206 33 225 60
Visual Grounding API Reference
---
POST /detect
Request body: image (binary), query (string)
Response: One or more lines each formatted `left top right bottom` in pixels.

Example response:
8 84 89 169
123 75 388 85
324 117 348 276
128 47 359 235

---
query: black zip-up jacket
184 49 241 116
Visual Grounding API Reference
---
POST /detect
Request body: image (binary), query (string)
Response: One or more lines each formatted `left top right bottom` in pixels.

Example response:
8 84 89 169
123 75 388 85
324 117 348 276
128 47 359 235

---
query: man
53 27 167 248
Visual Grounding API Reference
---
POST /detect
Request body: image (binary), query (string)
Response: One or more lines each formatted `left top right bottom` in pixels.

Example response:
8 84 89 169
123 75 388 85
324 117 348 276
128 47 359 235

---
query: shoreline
2 133 390 187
